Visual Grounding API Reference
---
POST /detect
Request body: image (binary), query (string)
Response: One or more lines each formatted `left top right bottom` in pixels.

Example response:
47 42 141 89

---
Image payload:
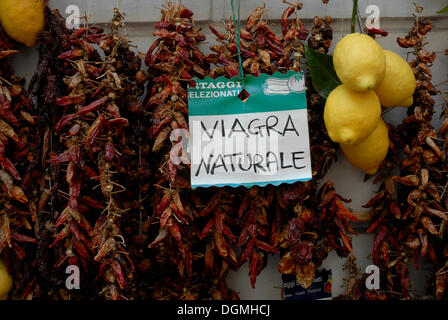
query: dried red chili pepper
361 7 446 300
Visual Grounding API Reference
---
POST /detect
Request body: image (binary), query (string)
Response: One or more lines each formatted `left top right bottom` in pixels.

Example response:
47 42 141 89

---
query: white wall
50 0 448 22
9 0 448 299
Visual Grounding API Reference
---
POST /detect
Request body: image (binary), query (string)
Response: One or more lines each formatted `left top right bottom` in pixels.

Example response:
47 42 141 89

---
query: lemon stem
351 0 358 33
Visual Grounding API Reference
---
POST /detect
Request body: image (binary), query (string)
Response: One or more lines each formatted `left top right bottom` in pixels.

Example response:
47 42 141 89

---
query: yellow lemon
333 33 386 92
400 96 414 107
0 0 45 47
0 258 13 300
340 119 389 175
324 84 381 145
374 50 416 107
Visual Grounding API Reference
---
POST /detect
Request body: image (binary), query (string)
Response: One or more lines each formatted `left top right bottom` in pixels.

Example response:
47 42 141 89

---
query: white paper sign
188 71 312 188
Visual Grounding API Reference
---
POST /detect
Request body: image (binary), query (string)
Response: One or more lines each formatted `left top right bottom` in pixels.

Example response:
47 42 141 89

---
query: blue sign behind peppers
282 269 332 300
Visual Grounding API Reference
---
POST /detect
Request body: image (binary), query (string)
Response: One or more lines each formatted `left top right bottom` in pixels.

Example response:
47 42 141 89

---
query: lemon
324 84 381 145
333 33 386 92
0 258 13 300
340 119 389 175
400 96 414 107
0 0 45 47
374 50 416 107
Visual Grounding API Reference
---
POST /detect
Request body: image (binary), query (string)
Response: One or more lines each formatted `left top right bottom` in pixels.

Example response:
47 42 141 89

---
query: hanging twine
230 0 245 87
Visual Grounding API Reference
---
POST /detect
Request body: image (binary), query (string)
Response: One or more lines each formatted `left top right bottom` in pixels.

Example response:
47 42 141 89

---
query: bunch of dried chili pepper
208 4 287 78
0 25 44 299
41 13 107 295
433 71 448 299
143 2 239 299
335 122 404 300
104 11 154 300
304 15 337 179
278 180 358 288
28 7 144 300
89 8 146 300
364 11 444 299
18 7 81 300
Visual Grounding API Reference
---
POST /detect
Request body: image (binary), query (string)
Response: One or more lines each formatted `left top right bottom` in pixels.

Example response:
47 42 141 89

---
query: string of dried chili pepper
0 24 42 299
277 4 356 291
364 9 442 299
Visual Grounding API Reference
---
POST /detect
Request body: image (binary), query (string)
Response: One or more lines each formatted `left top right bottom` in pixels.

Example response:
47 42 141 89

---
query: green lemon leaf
437 5 448 13
305 46 341 99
